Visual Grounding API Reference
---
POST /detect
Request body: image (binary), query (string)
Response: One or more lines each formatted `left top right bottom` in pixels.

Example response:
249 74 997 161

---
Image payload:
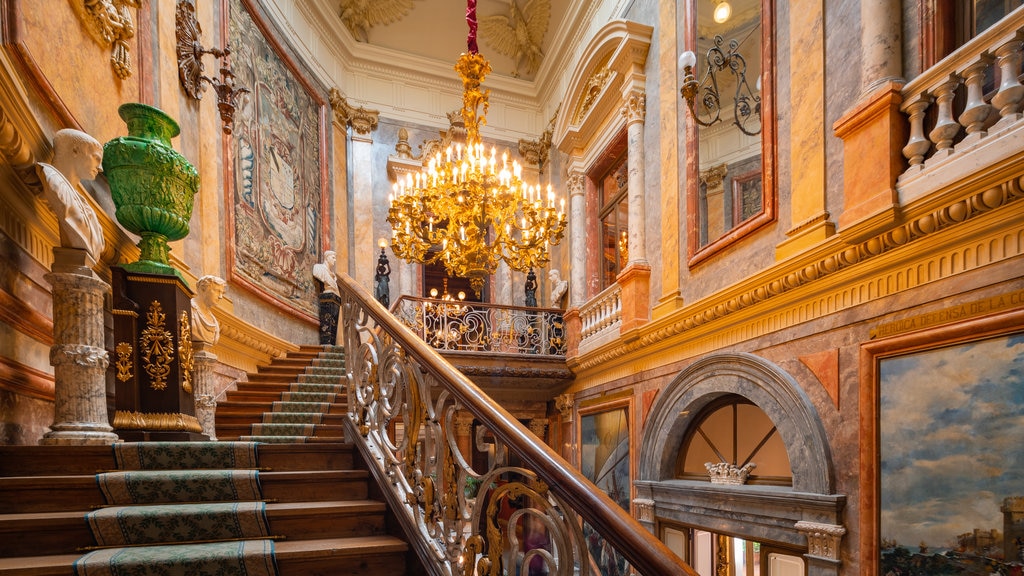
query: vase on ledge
103 103 200 283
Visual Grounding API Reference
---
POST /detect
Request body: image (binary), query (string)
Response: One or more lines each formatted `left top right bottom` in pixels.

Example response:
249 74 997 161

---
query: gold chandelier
387 2 566 297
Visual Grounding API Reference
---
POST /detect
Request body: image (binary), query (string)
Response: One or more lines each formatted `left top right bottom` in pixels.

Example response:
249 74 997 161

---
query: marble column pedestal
193 342 218 441
40 248 119 445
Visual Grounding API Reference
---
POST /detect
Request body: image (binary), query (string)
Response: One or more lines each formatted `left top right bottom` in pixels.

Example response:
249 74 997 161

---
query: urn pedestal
111 267 206 441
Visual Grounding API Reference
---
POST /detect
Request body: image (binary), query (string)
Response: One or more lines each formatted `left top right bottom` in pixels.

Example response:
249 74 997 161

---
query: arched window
675 394 792 486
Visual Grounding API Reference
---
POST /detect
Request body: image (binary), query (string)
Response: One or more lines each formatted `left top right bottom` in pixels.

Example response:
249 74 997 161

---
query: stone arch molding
639 352 835 495
552 20 652 165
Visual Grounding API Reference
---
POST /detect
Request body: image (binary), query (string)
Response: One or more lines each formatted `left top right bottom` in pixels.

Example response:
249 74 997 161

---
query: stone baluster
902 96 933 167
41 249 120 445
958 58 995 139
927 77 962 157
991 40 1024 126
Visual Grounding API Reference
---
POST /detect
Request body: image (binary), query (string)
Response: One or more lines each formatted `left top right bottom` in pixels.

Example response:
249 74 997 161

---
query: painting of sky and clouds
881 332 1024 551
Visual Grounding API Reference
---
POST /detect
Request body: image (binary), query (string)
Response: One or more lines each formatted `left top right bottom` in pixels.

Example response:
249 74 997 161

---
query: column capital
555 393 574 420
622 89 647 124
329 88 380 136
566 171 586 197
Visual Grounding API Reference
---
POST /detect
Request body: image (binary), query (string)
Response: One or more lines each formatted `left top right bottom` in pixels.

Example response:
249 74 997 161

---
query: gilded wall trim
570 173 1024 379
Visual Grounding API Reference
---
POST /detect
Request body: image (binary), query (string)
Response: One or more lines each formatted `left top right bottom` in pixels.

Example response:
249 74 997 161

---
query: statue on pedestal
313 250 341 345
35 129 106 266
524 268 537 307
37 128 118 445
191 275 226 345
190 275 226 440
548 268 568 309
374 244 391 308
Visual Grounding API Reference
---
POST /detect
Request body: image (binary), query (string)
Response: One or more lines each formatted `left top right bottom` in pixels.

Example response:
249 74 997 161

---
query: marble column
618 89 653 332
193 341 218 441
567 172 586 307
860 0 902 95
40 248 119 445
622 89 648 265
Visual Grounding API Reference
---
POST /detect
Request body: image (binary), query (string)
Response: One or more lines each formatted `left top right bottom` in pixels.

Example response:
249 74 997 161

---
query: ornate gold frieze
115 342 133 382
70 0 141 79
140 300 173 390
112 308 139 318
178 311 193 393
112 410 202 433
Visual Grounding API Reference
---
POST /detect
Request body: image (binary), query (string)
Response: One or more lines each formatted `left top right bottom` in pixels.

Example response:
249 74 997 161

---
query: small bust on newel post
313 250 341 345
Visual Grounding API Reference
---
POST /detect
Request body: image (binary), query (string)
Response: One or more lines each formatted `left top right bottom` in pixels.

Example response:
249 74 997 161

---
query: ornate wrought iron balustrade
339 274 695 576
392 295 567 356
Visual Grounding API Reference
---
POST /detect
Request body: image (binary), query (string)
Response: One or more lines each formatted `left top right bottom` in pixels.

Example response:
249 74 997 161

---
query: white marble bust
35 129 106 263
313 250 340 296
191 275 226 345
549 268 568 308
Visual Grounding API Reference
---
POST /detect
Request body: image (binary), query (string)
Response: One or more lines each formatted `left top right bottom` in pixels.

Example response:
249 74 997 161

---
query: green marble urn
103 103 200 281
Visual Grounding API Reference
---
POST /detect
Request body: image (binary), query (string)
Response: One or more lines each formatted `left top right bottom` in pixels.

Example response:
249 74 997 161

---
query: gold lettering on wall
870 289 1024 339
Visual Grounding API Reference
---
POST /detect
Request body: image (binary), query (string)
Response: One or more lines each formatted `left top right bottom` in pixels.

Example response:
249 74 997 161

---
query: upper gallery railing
899 7 1024 188
579 283 622 343
392 295 567 357
338 274 696 576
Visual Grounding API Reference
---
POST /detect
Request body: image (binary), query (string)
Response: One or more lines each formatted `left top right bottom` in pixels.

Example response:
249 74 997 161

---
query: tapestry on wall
227 0 326 320
880 332 1024 575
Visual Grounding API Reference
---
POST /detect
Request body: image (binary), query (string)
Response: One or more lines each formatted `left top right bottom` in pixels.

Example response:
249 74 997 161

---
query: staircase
0 346 425 575
216 345 348 442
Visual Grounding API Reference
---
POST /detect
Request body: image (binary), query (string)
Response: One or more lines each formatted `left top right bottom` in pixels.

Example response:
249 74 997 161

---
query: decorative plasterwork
633 498 655 522
480 0 551 78
70 0 141 79
553 20 653 161
329 88 380 135
555 392 574 420
338 0 418 43
571 174 1024 376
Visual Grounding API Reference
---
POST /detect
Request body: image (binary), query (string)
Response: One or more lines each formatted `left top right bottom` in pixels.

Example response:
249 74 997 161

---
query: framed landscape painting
870 313 1024 575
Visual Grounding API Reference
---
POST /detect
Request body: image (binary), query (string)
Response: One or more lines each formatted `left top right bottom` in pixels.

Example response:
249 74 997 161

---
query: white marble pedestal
193 342 218 441
40 248 119 445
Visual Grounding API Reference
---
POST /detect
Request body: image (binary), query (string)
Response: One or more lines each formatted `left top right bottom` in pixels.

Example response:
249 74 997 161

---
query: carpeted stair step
0 500 388 556
73 539 278 576
0 535 408 576
0 470 369 513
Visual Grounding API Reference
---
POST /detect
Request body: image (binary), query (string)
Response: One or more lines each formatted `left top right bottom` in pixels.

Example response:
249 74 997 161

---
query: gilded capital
555 393 574 420
329 88 380 136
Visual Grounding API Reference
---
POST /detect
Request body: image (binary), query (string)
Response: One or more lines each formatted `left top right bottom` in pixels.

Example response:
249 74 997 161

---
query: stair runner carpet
240 348 346 444
73 442 277 576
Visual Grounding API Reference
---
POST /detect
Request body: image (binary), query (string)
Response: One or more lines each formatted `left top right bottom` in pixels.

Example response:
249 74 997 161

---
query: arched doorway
637 353 846 576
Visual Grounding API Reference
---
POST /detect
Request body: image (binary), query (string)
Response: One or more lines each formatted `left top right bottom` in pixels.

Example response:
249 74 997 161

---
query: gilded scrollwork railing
339 274 695 576
392 295 567 356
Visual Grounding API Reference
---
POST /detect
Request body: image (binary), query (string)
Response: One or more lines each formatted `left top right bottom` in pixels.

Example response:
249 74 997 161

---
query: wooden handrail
339 272 696 576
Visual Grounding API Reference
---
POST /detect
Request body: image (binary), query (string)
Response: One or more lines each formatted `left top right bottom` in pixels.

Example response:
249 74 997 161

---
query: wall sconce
175 0 250 134
679 35 762 136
